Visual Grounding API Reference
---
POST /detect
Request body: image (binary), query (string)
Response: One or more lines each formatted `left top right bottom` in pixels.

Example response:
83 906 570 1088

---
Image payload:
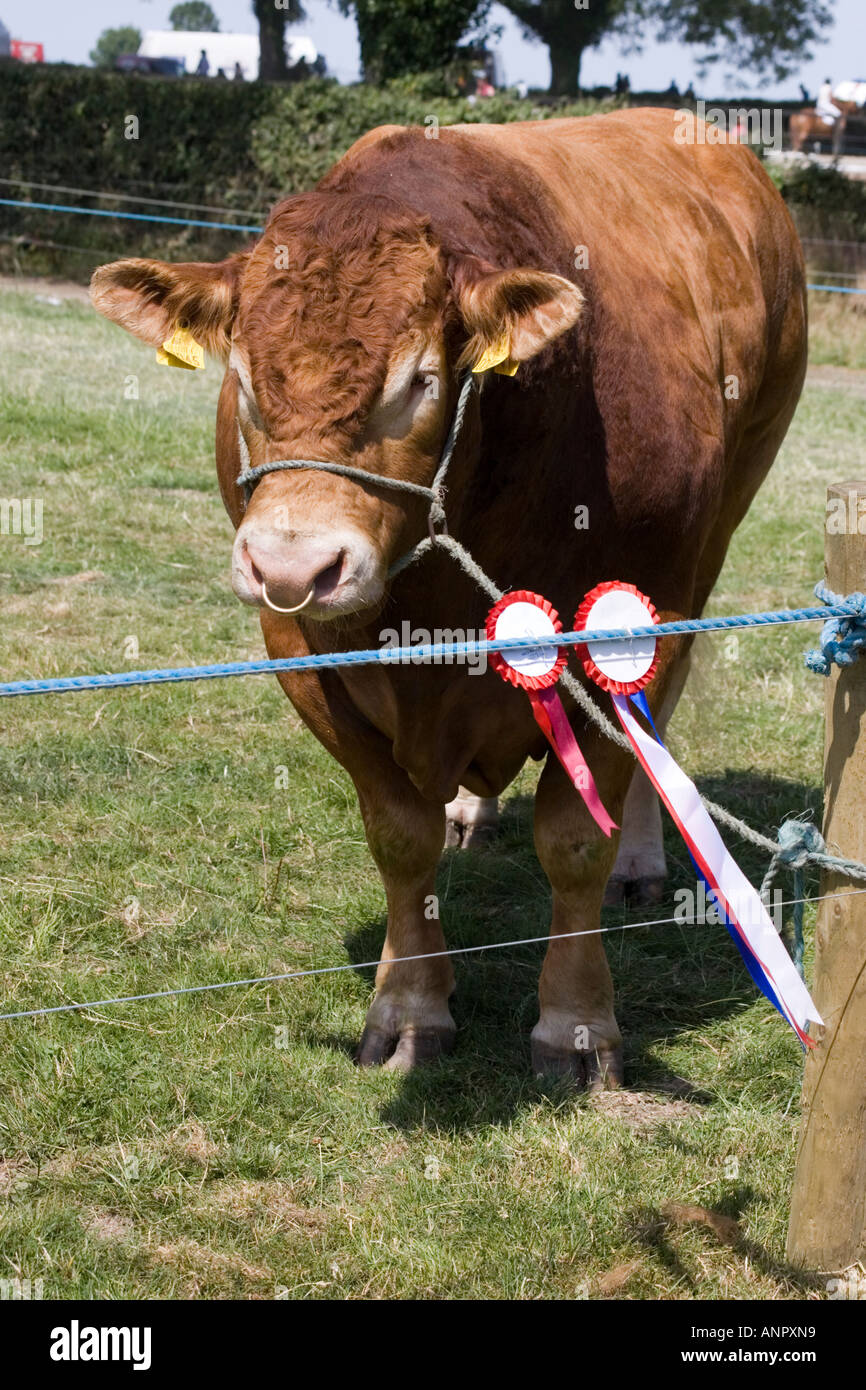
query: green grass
0 287 863 1300
806 293 866 368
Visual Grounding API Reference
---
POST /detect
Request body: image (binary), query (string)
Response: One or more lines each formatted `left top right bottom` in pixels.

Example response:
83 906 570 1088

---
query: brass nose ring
261 582 316 615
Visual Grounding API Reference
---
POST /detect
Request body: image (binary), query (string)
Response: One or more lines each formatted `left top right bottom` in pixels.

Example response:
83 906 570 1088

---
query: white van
137 30 318 81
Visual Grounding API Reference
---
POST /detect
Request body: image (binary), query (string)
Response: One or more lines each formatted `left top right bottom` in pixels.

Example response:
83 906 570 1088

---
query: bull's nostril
314 551 345 598
238 536 355 613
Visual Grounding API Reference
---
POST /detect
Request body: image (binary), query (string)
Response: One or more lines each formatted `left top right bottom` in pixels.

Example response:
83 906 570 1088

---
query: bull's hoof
356 1025 455 1071
603 875 666 908
630 876 666 907
531 1040 624 1091
444 818 463 849
444 819 498 850
463 821 498 849
603 876 627 907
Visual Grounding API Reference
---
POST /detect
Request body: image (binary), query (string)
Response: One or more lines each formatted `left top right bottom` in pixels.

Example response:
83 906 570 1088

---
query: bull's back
454 111 805 538
447 109 803 348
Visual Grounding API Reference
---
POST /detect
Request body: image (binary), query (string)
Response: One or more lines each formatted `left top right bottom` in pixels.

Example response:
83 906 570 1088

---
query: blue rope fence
0 197 263 234
2 594 864 699
1 196 863 295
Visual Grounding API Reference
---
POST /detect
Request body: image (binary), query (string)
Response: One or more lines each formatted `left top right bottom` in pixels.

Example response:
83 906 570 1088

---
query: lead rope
237 387 841 873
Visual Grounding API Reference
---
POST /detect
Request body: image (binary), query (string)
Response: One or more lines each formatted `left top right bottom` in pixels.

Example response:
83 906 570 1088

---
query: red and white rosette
575 580 660 695
576 580 822 1048
486 591 616 836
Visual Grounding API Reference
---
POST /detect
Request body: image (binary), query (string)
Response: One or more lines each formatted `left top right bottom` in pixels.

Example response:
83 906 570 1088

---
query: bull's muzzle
231 521 384 619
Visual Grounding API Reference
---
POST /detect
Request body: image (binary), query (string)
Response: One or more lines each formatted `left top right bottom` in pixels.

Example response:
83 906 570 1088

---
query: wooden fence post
787 480 866 1271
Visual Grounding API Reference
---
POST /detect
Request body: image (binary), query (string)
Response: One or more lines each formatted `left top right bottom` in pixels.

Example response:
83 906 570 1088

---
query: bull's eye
410 372 429 390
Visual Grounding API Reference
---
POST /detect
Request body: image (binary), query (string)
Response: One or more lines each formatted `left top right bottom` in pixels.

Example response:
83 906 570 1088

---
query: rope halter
235 370 476 576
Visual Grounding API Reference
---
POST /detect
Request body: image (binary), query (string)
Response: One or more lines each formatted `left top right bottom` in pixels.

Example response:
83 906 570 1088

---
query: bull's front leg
531 735 635 1088
355 776 456 1071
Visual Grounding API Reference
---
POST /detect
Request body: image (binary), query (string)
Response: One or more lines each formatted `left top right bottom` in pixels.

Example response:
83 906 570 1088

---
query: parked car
114 53 185 77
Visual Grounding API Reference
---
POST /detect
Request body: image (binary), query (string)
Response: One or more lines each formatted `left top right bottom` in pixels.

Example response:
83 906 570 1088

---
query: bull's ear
452 261 583 371
89 253 249 360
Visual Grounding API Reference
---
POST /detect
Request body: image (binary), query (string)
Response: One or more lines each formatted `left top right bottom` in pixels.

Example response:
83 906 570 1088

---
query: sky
0 0 862 96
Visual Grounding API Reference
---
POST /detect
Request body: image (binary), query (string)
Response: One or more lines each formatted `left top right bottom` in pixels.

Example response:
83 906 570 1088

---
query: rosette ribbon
576 581 823 1048
486 591 617 836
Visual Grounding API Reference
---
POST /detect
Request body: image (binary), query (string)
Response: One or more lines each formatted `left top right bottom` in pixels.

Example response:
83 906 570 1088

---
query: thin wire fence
2 886 862 1024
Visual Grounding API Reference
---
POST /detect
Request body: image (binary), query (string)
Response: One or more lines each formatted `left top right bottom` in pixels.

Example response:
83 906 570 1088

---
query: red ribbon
486 591 617 836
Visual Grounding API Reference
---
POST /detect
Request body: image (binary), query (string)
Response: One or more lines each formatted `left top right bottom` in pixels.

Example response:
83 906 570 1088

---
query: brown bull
91 109 807 1086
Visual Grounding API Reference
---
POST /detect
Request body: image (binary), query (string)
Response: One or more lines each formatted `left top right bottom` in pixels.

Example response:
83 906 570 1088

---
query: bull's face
90 193 582 622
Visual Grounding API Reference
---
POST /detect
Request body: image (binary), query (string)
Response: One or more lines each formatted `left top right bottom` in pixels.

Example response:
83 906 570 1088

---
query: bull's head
91 192 582 621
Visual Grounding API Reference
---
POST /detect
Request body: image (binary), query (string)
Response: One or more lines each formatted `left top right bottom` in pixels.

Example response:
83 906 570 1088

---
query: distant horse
789 108 847 154
790 80 866 155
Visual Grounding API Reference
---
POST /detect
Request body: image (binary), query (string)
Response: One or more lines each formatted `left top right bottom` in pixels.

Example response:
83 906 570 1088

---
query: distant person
195 49 209 77
233 62 244 81
799 83 810 103
817 77 842 124
614 72 630 96
666 78 680 99
515 79 528 99
287 56 310 82
684 83 696 102
215 67 227 79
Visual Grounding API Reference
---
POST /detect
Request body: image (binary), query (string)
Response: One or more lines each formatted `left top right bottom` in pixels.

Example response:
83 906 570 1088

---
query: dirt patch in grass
806 364 866 394
595 1259 645 1296
165 1121 220 1168
151 1237 272 1286
0 1158 31 1197
591 1090 700 1134
203 1179 328 1232
84 1209 136 1244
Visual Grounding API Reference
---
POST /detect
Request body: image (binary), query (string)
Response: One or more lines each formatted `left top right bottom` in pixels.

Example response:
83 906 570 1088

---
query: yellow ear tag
472 331 518 376
156 325 205 371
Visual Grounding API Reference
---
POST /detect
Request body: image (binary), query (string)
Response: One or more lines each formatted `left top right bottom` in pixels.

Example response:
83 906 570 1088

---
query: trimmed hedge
0 63 611 278
775 162 866 242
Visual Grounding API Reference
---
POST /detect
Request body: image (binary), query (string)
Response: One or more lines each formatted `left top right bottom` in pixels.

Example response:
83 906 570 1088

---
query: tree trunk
548 40 583 97
254 0 287 82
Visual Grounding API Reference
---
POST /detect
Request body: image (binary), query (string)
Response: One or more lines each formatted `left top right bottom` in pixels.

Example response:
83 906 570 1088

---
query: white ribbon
613 694 823 1043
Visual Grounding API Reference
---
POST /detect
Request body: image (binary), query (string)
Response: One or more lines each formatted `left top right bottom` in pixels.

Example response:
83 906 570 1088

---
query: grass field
0 285 864 1300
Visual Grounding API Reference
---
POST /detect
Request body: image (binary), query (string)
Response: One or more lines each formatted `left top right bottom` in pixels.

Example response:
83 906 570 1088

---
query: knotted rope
804 580 866 675
760 818 866 976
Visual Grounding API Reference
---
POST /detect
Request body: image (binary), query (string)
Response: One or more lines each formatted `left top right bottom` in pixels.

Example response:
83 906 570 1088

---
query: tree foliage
500 1 628 95
339 0 490 85
640 0 834 84
169 3 221 31
89 27 142 69
498 0 834 95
